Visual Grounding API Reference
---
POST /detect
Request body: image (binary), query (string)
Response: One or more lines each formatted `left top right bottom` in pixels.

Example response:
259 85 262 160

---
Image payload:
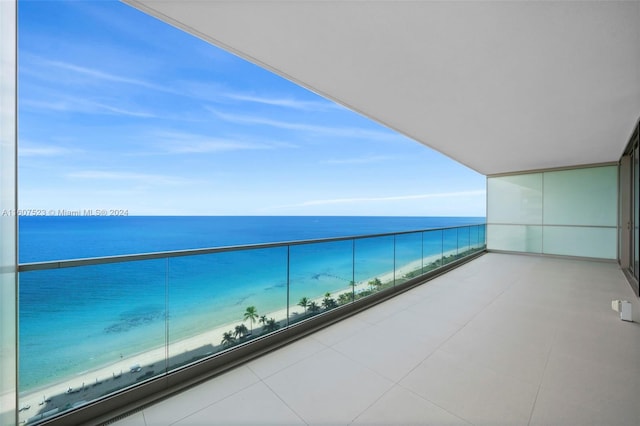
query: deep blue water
19 216 484 391
19 216 484 262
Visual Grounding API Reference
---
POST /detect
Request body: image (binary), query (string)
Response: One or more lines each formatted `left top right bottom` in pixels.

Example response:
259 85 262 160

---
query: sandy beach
17 248 468 423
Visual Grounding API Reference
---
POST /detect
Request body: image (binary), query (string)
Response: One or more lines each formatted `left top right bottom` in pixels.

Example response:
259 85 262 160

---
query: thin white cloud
67 171 193 186
167 140 267 154
225 93 340 111
150 131 297 154
209 109 402 142
21 97 157 118
20 99 69 112
24 55 225 106
92 102 157 118
267 190 486 210
19 145 74 157
42 59 177 94
323 155 399 165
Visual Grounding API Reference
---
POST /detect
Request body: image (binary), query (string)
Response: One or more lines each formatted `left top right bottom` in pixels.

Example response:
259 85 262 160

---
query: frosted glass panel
543 166 617 226
543 226 616 259
487 174 542 224
487 224 542 253
487 165 619 259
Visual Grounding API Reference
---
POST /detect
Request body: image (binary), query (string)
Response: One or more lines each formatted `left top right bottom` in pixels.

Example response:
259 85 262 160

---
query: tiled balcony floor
111 253 640 426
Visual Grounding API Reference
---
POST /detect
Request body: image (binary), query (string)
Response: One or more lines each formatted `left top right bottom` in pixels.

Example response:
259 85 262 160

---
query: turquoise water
18 216 484 391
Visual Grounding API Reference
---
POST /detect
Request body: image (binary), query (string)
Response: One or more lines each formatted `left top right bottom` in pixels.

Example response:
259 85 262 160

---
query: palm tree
338 292 352 305
221 331 236 347
308 301 320 314
263 318 280 333
298 297 309 314
369 277 382 290
259 315 268 326
244 306 259 334
234 324 248 339
322 292 337 310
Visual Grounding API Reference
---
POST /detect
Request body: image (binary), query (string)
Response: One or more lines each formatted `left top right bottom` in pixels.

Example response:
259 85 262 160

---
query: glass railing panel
442 228 459 265
479 224 487 248
422 229 444 272
469 225 478 250
354 235 395 298
16 223 488 424
288 239 354 323
167 247 287 368
473 225 483 250
457 225 471 258
394 232 424 285
19 259 167 424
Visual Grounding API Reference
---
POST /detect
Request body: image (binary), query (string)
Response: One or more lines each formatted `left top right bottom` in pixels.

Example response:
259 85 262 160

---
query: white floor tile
247 336 326 379
112 411 147 426
263 347 394 424
310 315 372 347
172 381 305 426
539 350 640 411
400 350 538 425
332 320 440 382
143 366 259 425
353 292 424 325
352 385 470 425
531 385 640 426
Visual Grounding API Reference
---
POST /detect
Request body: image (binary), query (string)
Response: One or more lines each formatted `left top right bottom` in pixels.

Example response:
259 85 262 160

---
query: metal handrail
18 223 485 271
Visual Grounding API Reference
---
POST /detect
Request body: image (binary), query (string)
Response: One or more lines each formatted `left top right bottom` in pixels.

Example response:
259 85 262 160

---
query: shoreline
18 247 472 421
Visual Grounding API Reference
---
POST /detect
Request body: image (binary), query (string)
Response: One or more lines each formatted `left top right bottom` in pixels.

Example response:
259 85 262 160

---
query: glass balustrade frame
17 224 486 425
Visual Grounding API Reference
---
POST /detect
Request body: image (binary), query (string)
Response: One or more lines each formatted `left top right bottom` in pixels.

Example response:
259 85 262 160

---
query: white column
0 0 18 424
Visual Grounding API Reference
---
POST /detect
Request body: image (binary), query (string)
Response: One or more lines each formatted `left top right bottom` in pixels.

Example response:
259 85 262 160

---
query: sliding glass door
633 125 639 284
620 120 639 295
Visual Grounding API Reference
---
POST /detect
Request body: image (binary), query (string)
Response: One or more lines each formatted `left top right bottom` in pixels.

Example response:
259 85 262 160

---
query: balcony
3 2 639 425
109 252 640 426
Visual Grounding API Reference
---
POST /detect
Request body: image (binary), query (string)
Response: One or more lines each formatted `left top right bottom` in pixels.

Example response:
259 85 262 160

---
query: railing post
421 231 424 274
393 235 397 287
351 239 355 302
164 257 170 374
441 229 444 265
286 245 290 327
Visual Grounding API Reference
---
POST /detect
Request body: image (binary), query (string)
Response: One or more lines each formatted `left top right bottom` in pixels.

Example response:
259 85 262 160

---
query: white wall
487 165 618 259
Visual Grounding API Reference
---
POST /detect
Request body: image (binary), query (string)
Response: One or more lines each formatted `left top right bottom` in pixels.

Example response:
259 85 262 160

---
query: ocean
18 216 484 392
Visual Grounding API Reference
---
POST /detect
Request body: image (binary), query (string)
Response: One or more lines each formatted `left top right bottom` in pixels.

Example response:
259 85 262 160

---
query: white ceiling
124 0 640 175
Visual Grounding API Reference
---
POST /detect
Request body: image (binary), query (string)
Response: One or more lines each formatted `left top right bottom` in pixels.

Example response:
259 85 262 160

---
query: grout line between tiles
395 278 516 384
246 339 331 380
347 384 395 425
526 330 557 426
251 366 310 426
395 383 475 426
164 367 262 426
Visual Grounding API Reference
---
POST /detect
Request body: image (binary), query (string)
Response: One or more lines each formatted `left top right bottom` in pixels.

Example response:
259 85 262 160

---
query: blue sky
18 0 486 216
